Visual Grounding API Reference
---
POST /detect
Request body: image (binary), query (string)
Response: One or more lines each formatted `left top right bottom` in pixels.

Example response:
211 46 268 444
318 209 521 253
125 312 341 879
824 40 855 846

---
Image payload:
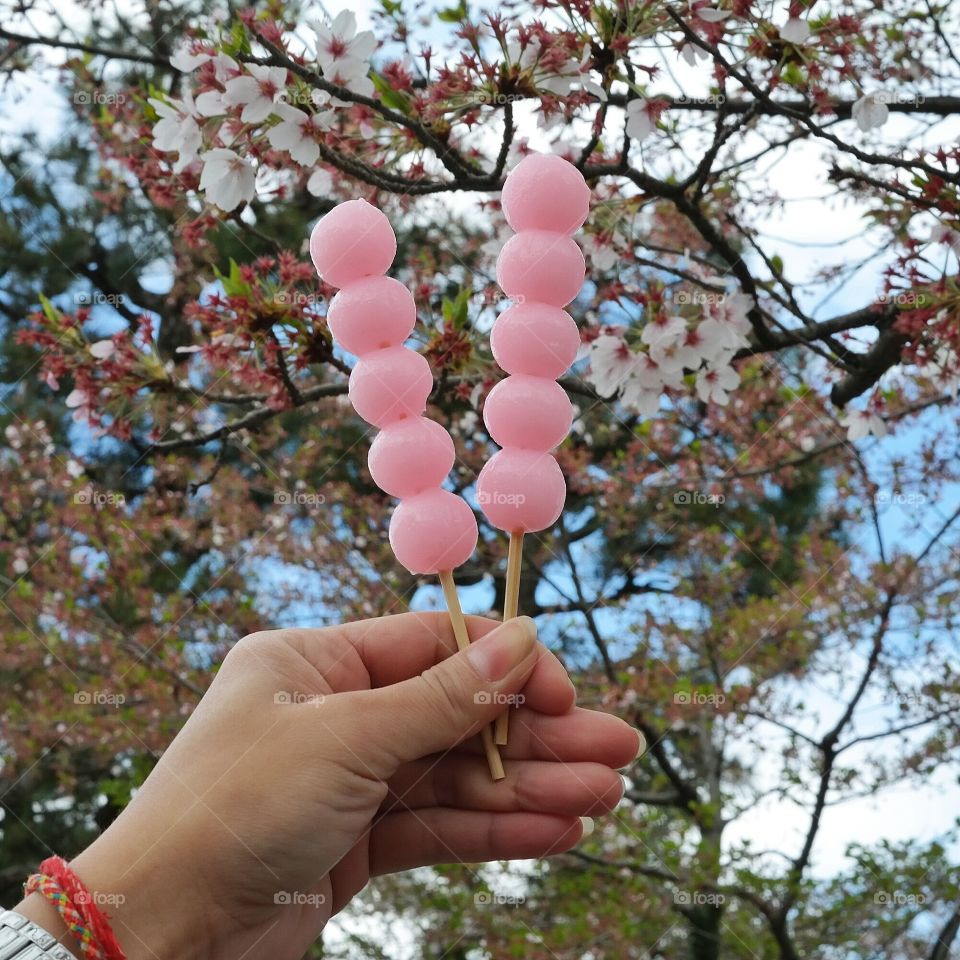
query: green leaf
213 259 253 298
442 287 471 329
370 72 412 114
37 293 60 324
437 0 467 22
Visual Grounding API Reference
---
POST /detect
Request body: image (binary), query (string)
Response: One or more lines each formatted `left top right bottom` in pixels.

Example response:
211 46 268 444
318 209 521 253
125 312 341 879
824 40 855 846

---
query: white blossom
840 409 887 441
223 64 289 123
307 167 334 197
311 11 376 98
89 340 115 360
852 93 889 132
170 47 213 72
581 234 618 271
643 316 699 373
198 148 256 211
625 99 656 141
586 336 634 397
149 91 202 172
780 18 811 43
695 363 739 405
268 102 334 166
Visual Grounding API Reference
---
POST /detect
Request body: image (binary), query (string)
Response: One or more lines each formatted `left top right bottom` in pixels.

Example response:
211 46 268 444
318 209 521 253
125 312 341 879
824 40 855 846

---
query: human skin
16 613 644 960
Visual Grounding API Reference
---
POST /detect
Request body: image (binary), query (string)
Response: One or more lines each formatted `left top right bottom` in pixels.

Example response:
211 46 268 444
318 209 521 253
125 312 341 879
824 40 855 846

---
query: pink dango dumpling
368 417 455 498
490 302 580 378
348 346 433 428
500 154 591 235
326 276 416 356
482 376 573 452
476 449 566 533
310 199 397 288
389 488 479 574
496 231 586 307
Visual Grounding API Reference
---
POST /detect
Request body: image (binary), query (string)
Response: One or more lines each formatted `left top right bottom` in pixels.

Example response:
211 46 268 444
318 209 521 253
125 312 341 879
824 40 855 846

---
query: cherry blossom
695 363 740 405
586 335 634 397
311 11 376 98
780 18 811 43
840 409 888 441
642 316 699 373
149 91 202 172
307 167 334 198
223 65 289 123
198 149 256 211
625 99 656 141
852 93 890 132
267 103 334 166
89 340 115 360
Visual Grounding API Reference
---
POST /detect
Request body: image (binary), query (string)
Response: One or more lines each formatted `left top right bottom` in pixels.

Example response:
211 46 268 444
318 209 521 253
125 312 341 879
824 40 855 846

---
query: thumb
350 617 538 771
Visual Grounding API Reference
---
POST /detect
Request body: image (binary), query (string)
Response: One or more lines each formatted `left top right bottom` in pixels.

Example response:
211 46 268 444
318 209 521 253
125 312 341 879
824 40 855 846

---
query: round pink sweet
327 276 416 357
483 376 572 451
368 417 455 498
491 302 580 378
310 199 397 288
496 232 586 307
476 449 566 533
389 488 479 574
501 154 591 234
348 347 433 428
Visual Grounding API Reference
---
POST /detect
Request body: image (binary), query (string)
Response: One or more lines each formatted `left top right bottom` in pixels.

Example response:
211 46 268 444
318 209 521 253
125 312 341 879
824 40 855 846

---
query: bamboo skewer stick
494 531 524 745
439 569 505 781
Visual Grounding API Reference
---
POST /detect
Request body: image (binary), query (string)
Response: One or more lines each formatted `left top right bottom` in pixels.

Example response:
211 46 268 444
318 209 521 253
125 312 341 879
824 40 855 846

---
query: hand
18 613 642 960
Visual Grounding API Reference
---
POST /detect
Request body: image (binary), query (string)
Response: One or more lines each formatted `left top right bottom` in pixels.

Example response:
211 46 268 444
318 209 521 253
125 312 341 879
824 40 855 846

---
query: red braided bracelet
24 856 127 960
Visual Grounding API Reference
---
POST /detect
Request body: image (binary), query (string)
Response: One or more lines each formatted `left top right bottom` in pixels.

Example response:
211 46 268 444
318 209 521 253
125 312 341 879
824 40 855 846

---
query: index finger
290 612 576 715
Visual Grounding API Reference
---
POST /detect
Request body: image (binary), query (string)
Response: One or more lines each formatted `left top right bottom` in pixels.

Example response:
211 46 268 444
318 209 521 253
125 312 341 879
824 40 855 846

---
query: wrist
16 836 217 960
67 835 214 960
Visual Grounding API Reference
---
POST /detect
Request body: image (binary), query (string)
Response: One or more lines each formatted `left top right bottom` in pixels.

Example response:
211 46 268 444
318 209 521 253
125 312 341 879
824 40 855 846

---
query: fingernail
635 731 647 759
466 617 537 681
579 816 594 838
